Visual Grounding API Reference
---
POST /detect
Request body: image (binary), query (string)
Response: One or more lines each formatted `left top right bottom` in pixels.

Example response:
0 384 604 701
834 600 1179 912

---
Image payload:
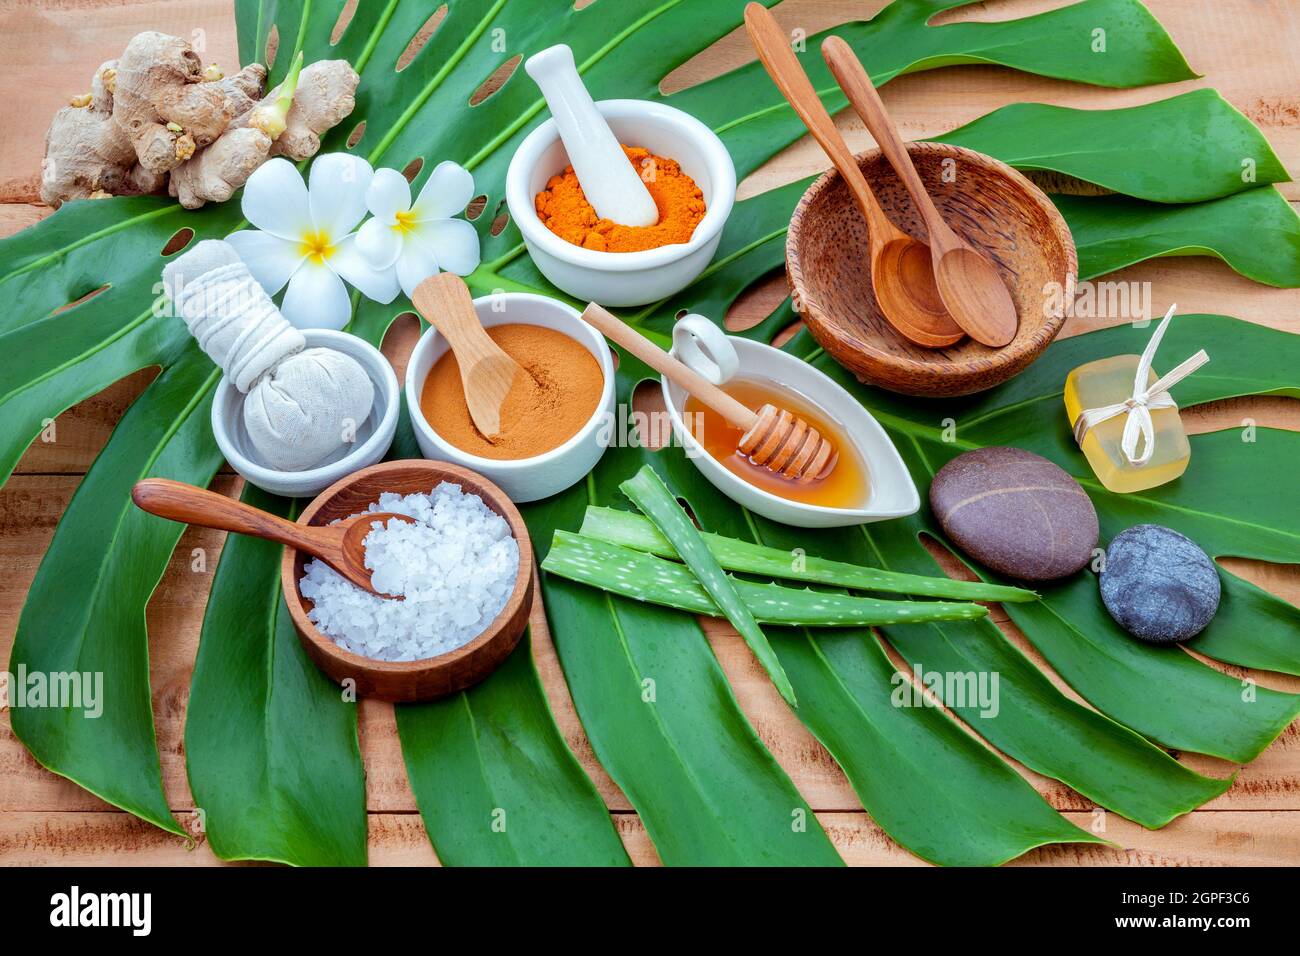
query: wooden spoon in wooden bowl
822 35 1018 348
582 304 837 481
744 2 963 349
412 273 525 439
132 477 413 598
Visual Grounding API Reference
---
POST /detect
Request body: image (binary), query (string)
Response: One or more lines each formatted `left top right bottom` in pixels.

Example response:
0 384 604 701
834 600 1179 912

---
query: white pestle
525 44 659 228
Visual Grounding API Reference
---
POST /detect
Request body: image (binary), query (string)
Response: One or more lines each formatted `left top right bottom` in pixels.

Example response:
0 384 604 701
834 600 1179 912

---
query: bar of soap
1099 524 1219 643
929 447 1098 581
1064 354 1191 493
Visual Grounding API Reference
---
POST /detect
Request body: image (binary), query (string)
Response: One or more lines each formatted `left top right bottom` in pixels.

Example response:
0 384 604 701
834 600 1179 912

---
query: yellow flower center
393 209 418 235
298 229 335 265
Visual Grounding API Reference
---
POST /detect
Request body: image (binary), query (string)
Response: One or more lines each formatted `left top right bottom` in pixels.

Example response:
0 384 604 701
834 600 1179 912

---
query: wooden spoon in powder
412 274 531 441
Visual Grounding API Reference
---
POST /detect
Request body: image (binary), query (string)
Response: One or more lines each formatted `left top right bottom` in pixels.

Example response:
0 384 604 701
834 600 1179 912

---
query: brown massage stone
929 446 1098 582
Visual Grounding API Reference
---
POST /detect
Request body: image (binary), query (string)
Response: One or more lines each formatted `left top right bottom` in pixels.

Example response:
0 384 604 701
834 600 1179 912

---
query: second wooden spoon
744 2 962 348
822 35 1019 348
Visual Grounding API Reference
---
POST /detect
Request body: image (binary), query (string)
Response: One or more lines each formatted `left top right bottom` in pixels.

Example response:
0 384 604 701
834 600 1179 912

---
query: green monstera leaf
2 0 1293 866
527 311 1299 865
931 90 1300 285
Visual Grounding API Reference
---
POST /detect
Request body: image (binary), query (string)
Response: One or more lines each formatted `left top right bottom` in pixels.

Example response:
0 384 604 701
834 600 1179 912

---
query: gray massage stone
929 446 1098 581
1099 524 1220 644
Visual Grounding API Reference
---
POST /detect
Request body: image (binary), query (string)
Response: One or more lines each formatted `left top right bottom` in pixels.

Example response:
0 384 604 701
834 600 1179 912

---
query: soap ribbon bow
1071 305 1209 466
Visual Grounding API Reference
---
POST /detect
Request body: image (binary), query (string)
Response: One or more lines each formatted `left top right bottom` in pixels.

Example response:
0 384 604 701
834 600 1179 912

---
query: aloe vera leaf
544 530 988 628
1057 188 1300 287
396 634 631 867
9 347 222 837
184 487 367 866
580 505 1038 603
932 89 1288 204
619 465 799 707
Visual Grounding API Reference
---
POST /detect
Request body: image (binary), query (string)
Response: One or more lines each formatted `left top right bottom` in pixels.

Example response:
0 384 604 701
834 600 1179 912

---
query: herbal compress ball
1099 524 1220 643
163 240 374 471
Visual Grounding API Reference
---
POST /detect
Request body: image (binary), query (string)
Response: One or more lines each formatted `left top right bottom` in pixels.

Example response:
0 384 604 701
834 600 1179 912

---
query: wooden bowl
787 142 1076 397
280 460 534 702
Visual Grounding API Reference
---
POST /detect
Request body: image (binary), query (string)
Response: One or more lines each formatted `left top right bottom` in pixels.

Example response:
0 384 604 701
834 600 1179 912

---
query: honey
684 378 870 509
1064 354 1191 493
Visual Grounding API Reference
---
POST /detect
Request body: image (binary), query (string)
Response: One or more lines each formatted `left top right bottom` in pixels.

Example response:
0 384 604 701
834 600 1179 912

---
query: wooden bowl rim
279 459 535 679
786 141 1077 380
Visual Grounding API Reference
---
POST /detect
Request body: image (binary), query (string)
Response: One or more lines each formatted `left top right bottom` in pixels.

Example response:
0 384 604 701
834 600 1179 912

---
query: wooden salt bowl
787 142 1076 397
280 460 534 702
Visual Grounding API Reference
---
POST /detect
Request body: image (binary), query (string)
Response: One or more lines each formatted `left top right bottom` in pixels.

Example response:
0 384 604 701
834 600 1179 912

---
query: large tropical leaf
185 487 367 866
534 309 1297 863
4 0 1294 866
8 347 222 836
781 315 1300 740
930 91 1300 286
395 634 631 867
1056 188 1300 286
932 89 1290 203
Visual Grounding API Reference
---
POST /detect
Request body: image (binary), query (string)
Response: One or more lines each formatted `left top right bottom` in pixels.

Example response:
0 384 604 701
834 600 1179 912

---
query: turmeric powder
534 145 706 253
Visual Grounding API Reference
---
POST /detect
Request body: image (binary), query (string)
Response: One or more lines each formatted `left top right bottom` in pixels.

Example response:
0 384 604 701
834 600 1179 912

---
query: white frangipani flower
356 161 481 298
226 154 400 330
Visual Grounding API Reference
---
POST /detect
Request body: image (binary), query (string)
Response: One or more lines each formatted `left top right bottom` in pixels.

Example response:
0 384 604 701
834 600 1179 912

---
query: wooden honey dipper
581 303 838 482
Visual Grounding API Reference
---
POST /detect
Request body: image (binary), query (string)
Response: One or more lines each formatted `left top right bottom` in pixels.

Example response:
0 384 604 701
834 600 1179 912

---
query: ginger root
269 59 359 161
41 31 359 210
41 59 165 205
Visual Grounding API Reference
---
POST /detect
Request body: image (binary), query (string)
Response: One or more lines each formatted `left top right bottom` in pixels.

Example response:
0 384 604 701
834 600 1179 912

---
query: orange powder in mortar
534 145 706 252
420 324 604 460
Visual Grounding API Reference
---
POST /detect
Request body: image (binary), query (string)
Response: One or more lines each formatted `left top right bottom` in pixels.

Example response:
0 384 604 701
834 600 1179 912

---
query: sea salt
299 482 520 662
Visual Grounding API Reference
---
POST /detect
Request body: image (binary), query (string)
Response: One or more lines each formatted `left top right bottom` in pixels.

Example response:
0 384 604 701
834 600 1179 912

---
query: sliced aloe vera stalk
619 466 799 707
544 531 989 629
581 506 1038 603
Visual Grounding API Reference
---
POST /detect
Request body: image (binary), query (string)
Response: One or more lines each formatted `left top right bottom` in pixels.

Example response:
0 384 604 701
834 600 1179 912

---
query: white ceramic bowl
505 99 737 307
404 292 616 502
661 327 919 529
212 329 400 498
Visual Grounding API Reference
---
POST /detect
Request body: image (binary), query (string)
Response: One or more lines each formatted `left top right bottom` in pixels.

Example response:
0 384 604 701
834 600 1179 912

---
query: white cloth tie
1072 305 1208 466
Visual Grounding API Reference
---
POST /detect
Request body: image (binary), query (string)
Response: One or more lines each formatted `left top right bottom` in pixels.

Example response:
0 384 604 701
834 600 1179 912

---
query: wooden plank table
2 0 1298 866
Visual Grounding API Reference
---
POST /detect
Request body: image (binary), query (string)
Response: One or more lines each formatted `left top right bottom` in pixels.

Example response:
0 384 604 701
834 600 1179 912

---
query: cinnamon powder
420 324 604 460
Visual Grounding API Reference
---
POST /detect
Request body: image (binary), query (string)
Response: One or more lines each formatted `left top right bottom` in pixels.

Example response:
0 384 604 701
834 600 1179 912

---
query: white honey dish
405 292 616 502
505 99 737 307
212 329 400 498
661 315 920 529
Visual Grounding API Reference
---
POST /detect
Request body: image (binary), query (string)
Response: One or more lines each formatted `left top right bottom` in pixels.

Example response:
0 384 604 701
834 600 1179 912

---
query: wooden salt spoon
582 304 837 481
743 3 962 349
822 36 1018 348
412 273 524 439
132 478 414 599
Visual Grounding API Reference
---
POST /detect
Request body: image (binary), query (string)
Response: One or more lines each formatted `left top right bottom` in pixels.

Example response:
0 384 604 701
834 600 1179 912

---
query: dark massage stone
1099 524 1220 644
929 446 1098 581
